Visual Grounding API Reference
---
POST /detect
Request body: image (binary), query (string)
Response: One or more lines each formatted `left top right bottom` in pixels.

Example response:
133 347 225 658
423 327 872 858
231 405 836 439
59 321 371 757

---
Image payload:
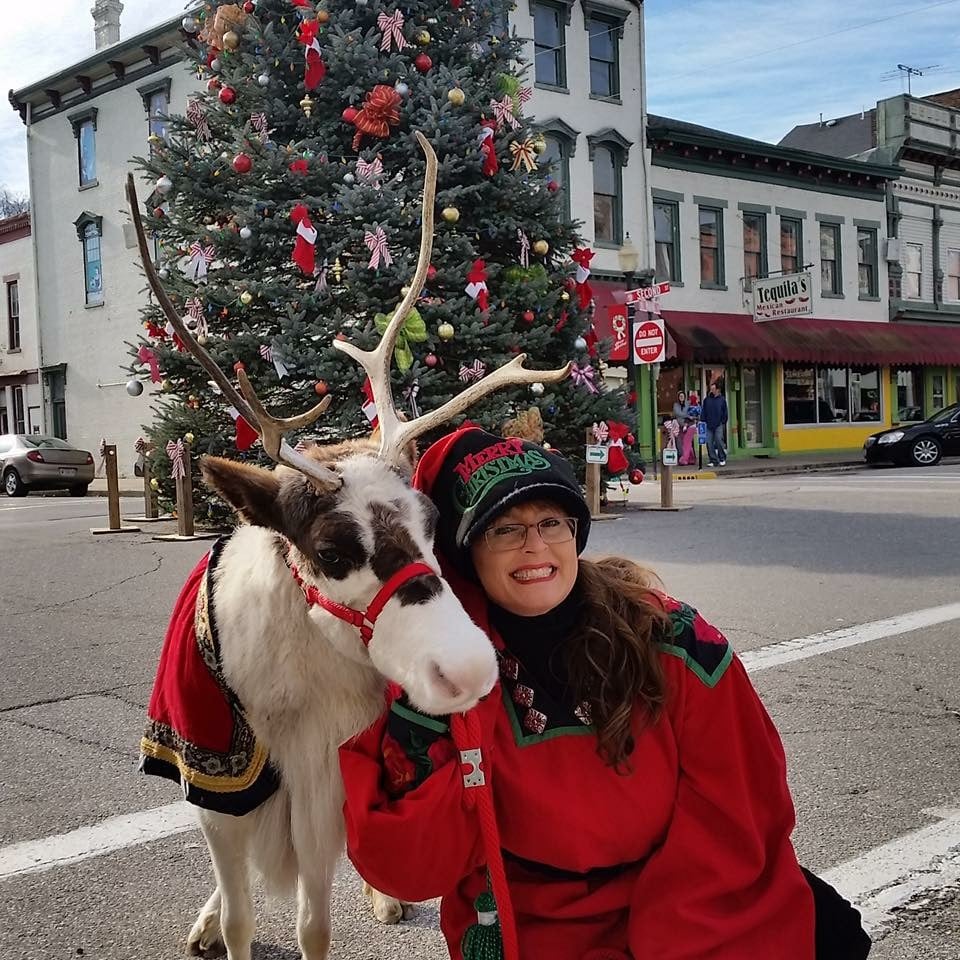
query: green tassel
461 891 503 960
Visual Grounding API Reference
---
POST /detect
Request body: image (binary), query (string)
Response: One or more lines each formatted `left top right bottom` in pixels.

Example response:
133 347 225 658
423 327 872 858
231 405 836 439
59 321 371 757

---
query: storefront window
932 374 945 412
896 367 924 421
785 364 881 424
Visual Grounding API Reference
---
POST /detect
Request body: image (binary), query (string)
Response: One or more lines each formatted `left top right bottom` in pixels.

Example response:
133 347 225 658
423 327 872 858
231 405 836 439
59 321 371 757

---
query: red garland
352 85 402 151
297 19 327 91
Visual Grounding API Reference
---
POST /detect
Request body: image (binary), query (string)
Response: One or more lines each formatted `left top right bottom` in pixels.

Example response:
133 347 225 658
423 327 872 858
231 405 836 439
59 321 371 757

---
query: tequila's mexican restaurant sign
753 271 813 322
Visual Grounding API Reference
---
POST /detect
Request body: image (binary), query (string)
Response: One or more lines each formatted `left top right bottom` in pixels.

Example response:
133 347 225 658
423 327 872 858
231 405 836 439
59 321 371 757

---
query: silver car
0 434 96 497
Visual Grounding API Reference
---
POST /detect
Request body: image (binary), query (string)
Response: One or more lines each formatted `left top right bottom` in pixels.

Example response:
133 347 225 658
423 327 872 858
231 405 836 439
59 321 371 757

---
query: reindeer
128 133 570 960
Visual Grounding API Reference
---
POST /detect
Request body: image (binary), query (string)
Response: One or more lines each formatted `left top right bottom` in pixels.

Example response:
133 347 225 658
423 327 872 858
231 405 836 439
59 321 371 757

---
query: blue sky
1 0 958 195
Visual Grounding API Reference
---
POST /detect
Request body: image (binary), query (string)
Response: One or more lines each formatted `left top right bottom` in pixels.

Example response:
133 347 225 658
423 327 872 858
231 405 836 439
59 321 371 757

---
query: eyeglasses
482 516 578 552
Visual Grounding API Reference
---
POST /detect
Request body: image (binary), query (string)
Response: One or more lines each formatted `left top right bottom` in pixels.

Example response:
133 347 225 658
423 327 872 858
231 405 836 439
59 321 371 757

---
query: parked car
0 434 95 496
864 403 960 467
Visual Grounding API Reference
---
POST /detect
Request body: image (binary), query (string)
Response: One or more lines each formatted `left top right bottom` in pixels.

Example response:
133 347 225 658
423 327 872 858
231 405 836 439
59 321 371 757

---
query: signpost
752 270 813 322
586 444 609 465
632 317 666 365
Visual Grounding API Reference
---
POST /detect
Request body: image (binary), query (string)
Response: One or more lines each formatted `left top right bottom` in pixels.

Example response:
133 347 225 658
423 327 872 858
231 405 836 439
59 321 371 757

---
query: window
592 145 621 244
76 218 104 307
148 90 169 141
780 218 802 274
946 249 960 301
857 227 879 298
743 212 767 281
6 280 19 351
78 120 97 186
653 201 680 282
541 134 571 220
12 385 25 434
896 367 924 421
699 207 724 286
904 243 923 299
820 223 842 295
588 15 620 98
784 365 881 424
533 2 566 88
932 374 945 412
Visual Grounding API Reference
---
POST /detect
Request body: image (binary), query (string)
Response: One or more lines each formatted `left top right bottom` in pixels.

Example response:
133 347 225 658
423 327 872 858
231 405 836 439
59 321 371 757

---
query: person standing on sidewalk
702 382 728 467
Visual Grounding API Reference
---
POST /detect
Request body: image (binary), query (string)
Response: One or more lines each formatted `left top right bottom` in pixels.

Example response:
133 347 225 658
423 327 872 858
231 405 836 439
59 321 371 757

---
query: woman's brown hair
565 556 669 769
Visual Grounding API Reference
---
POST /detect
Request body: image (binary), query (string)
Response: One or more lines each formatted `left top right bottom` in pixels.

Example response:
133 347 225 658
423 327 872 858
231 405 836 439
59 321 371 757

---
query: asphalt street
1 464 958 960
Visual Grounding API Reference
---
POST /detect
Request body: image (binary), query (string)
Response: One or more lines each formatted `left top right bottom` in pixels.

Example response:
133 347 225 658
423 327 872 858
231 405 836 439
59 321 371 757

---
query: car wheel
69 484 89 497
909 437 942 467
3 468 27 497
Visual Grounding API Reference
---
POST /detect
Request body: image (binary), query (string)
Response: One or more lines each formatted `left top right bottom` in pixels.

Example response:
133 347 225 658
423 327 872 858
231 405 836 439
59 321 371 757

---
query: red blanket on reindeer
139 539 279 815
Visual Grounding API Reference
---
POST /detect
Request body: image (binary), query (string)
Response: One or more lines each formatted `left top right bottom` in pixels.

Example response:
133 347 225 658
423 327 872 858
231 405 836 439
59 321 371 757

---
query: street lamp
617 232 640 283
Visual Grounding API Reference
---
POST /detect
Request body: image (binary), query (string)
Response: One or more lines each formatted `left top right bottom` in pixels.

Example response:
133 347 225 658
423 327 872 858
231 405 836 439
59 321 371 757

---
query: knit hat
413 425 591 574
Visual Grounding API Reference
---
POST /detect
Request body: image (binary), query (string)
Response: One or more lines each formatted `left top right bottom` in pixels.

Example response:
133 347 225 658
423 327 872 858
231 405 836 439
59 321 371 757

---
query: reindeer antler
125 174 340 488
334 132 571 466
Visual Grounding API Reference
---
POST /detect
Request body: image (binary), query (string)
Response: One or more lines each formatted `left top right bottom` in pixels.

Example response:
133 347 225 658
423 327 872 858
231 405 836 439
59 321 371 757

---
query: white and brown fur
184 438 498 960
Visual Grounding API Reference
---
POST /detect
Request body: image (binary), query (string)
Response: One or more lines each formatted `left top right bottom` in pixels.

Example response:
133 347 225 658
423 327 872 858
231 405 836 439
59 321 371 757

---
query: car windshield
19 436 76 450
928 405 959 425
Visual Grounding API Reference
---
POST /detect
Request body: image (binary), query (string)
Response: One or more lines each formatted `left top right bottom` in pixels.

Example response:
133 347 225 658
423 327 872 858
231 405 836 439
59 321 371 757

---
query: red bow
352 85 402 150
297 20 326 91
137 345 161 383
290 204 317 276
289 158 309 175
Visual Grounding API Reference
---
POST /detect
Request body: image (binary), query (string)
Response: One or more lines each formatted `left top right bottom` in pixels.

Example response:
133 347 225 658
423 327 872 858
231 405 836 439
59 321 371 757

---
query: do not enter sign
632 317 665 364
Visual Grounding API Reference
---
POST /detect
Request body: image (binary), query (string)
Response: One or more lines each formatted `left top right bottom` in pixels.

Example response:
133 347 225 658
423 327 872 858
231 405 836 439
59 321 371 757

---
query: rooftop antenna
894 63 940 96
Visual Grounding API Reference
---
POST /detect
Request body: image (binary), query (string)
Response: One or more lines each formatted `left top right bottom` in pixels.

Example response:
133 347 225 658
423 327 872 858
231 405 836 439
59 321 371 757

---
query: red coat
339 578 816 960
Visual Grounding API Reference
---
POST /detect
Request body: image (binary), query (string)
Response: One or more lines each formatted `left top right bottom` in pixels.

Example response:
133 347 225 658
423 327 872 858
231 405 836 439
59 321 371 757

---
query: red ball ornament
630 468 645 485
153 206 165 219
314 380 329 396
414 53 433 73
342 106 358 124
451 0 463 7
234 362 246 373
243 0 255 11
232 153 253 174
207 78 221 92
523 309 536 324
547 179 561 193
626 433 635 446
425 353 438 368
426 264 438 281
218 85 237 105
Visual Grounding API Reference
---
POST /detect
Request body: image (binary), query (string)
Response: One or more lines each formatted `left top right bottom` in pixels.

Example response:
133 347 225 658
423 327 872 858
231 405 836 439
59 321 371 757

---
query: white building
781 89 960 425
8 0 651 475
635 115 912 459
0 213 41 435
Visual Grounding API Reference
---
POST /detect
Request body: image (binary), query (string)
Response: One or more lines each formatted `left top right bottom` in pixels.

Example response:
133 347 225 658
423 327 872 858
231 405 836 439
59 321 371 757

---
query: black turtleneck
488 580 585 716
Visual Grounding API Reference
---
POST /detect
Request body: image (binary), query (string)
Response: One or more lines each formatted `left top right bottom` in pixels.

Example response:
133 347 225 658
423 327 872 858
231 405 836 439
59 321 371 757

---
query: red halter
287 557 436 646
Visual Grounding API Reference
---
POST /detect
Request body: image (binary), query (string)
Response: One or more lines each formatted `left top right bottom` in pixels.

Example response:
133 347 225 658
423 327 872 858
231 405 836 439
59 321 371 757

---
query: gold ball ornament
184 432 196 444
561 291 570 301
150 478 160 491
438 322 455 341
417 30 431 44
239 290 254 306
222 30 240 50
161 379 173 392
441 206 460 223
197 334 209 346
533 135 548 156
447 87 465 107
533 239 550 256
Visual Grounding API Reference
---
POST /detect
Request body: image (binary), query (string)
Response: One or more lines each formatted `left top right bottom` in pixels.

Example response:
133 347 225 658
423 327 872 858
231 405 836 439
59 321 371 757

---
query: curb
675 471 717 481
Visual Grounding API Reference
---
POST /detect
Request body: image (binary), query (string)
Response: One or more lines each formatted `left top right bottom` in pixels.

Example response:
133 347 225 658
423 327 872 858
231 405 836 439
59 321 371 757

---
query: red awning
662 311 960 366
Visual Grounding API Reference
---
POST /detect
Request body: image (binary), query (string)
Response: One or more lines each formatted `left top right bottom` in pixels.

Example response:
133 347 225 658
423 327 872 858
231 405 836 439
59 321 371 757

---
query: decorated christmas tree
132 0 640 522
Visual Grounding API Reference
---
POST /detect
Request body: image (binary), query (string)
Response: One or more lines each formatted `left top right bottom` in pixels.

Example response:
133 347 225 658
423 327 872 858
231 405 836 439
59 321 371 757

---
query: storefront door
742 365 764 447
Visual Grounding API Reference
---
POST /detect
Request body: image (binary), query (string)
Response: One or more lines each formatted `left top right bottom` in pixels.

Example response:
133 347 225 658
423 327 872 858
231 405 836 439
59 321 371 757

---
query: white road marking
0 802 196 881
1 604 959 887
741 602 960 672
822 807 960 935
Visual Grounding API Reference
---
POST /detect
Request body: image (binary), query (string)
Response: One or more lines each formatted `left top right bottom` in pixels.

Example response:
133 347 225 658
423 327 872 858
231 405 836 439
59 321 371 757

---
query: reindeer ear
200 456 283 530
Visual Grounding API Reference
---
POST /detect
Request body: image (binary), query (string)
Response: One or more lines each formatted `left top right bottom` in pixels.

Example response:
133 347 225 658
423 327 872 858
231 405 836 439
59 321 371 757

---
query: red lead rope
288 558 436 645
451 709 521 960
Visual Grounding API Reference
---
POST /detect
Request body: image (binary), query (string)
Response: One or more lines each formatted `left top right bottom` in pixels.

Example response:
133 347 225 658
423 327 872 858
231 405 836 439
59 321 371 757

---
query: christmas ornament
592 421 610 443
427 264 438 281
425 352 438 367
183 241 215 282
222 30 240 50
186 98 211 141
182 15 199 33
395 80 410 98
571 247 595 309
352 85 402 150
150 477 160 491
158 267 170 280
228 406 259 451
297 19 327 90
210 57 222 72
533 135 548 156
316 9 330 24
239 226 253 240
561 290 570 301
300 93 315 117
201 3 246 49
343 172 356 184
361 377 379 429
530 382 545 396
533 239 549 256
459 359 486 383
314 380 328 396
414 53 433 73
232 152 252 174
517 229 530 268
239 291 253 306
522 309 535 324
233 362 246 374
447 87 465 107
156 175 173 196
478 120 499 176
442 206 460 223
184 432 196 445
257 72 270 86
161 378 173 392
378 9 411 51
574 336 588 351
630 468 645 485
356 156 384 188
438 322 455 340
126 379 144 397
465 260 489 311
243 0 255 12
547 178 561 194
342 106 359 124
607 422 631 475
374 306 427 371
417 30 431 44
250 112 272 143
290 204 317 275
490 95 520 131
289 158 309 175
259 344 288 378
570 362 598 394
364 226 393 270
218 85 237 104
206 78 221 93
510 139 538 173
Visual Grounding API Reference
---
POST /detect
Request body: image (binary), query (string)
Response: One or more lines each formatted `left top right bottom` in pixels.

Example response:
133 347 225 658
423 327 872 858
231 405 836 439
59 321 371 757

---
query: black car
864 402 960 467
